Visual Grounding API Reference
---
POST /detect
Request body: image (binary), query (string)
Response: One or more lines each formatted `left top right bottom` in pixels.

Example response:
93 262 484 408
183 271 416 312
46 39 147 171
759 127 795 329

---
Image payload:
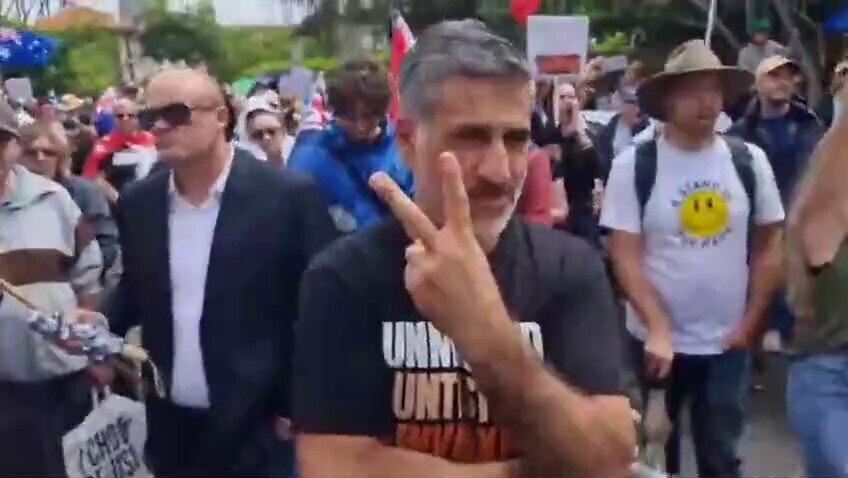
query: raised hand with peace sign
369 151 506 346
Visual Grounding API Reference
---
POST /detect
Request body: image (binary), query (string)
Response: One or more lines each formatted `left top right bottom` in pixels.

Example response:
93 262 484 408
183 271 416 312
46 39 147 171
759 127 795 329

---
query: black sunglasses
139 103 218 129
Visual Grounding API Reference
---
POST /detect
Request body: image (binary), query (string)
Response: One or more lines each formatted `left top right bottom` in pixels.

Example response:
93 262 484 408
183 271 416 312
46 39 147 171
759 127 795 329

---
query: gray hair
399 19 531 120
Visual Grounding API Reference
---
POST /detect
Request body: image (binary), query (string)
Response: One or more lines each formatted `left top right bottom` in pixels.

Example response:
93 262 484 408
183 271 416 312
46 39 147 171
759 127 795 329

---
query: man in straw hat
601 39 786 477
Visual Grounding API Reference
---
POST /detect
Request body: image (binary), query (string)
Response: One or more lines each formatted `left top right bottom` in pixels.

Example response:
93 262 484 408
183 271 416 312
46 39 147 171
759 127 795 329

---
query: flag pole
705 0 717 48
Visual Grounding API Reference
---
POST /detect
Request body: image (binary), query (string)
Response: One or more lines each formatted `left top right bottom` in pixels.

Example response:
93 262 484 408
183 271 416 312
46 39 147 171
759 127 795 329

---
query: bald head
147 68 225 108
145 68 231 165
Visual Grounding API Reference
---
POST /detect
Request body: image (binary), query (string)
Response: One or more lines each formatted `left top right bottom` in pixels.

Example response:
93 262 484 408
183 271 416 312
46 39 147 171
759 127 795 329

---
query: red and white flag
300 71 332 132
390 10 415 121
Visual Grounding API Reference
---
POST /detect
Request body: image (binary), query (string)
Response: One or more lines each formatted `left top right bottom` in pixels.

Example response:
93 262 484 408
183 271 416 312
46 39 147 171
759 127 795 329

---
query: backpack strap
723 135 757 261
634 139 658 220
723 136 756 221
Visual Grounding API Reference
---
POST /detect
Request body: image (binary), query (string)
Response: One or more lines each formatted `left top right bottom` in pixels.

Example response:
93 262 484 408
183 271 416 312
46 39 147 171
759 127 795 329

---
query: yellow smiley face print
679 189 730 239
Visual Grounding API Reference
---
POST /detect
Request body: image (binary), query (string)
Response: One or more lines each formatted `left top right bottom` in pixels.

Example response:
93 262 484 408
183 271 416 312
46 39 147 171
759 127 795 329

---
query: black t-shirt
294 218 625 463
552 133 602 213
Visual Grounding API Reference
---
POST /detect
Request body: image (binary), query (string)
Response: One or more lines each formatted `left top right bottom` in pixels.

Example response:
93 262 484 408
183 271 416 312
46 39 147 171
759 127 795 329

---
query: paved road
680 354 804 477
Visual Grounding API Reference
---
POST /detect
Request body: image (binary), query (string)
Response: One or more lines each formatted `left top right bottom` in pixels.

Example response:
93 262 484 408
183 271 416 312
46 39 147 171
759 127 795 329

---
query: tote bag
62 389 152 478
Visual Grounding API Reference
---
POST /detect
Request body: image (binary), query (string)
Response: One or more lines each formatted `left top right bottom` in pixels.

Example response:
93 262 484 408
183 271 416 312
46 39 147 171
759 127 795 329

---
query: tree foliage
11 26 121 97
139 0 227 76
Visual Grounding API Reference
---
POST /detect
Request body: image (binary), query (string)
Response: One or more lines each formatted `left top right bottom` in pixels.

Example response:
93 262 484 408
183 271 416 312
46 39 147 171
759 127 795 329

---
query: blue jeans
787 353 848 478
629 337 751 477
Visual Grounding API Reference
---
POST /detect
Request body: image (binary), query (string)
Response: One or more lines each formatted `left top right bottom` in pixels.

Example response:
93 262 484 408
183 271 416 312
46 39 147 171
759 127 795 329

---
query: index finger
439 152 472 232
370 172 438 247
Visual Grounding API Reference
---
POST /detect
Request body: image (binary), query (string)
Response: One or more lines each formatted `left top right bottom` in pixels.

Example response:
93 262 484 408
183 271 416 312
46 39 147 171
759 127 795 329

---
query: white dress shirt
168 156 233 409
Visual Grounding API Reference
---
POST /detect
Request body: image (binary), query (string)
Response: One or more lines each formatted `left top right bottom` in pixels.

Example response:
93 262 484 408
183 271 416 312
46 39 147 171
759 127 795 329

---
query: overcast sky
55 0 308 26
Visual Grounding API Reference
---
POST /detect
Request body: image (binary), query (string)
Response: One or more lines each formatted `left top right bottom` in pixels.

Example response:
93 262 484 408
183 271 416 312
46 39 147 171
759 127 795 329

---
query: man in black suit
108 68 336 477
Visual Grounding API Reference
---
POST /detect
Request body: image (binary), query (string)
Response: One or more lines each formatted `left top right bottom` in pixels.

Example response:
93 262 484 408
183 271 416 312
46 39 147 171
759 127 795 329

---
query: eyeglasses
249 127 282 142
139 102 219 129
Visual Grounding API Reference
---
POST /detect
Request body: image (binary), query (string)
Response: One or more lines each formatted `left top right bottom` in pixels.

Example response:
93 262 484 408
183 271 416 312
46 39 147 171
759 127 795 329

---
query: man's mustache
467 181 517 200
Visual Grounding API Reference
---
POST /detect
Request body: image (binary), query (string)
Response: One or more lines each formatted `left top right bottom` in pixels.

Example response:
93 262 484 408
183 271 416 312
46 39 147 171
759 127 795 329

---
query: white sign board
5 77 33 102
527 16 590 77
601 55 629 74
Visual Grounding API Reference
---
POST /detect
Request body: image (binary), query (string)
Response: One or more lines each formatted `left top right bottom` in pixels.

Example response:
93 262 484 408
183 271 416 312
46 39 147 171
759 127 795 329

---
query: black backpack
634 136 757 257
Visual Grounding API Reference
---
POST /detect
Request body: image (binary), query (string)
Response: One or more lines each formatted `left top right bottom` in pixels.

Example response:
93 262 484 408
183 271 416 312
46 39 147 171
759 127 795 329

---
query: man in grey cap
0 97 105 475
729 56 824 354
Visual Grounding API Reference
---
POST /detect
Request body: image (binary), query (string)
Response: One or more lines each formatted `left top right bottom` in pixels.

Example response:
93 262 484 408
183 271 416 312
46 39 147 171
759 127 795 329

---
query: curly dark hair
326 59 392 119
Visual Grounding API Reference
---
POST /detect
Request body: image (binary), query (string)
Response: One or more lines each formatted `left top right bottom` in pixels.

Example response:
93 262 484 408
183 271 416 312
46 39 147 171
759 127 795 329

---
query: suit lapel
198 151 261 443
142 171 176 387
202 152 255 321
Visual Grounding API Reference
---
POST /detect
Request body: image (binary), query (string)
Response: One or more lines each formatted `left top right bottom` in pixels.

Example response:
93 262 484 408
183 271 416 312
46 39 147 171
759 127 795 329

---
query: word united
382 321 545 462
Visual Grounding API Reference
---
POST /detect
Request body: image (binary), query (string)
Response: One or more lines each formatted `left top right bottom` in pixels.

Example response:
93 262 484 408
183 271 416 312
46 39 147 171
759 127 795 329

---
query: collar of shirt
168 148 235 211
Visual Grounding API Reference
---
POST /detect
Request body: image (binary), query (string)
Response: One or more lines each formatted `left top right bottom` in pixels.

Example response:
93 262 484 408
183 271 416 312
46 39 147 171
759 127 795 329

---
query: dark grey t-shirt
294 218 626 463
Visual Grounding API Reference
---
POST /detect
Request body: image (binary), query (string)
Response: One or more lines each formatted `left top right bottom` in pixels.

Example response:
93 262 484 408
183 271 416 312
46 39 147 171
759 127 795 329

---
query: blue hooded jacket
288 121 414 233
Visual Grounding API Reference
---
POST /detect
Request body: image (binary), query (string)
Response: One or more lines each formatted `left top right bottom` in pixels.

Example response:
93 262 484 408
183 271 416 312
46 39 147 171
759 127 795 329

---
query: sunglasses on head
249 127 281 141
139 102 218 129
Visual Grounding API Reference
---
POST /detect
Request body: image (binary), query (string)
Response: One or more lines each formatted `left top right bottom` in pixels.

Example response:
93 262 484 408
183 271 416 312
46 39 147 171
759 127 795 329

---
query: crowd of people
0 15 846 478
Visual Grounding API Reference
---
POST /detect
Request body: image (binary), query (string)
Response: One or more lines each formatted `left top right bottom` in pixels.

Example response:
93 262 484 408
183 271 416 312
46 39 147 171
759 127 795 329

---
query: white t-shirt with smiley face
600 136 785 355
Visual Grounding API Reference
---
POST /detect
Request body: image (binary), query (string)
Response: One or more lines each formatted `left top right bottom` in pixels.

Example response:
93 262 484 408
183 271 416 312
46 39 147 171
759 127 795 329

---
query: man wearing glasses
289 59 414 234
82 98 157 205
106 67 336 477
243 98 295 168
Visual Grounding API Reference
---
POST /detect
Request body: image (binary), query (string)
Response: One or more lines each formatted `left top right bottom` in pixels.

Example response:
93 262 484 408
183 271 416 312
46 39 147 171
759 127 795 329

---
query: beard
468 176 525 253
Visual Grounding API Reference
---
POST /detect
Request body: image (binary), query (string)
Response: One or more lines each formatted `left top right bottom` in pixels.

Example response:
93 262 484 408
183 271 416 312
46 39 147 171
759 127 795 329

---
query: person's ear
396 117 418 168
216 105 230 132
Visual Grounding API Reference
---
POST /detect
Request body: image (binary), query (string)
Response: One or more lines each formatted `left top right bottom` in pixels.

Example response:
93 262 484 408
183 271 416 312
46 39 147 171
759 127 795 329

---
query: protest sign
527 16 590 77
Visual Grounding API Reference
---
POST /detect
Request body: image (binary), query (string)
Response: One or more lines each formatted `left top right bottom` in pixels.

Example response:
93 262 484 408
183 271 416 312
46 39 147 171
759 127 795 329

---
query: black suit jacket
109 149 337 473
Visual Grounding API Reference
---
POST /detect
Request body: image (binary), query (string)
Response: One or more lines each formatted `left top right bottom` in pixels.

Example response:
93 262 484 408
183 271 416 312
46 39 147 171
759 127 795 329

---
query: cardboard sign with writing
527 16 590 77
63 392 152 478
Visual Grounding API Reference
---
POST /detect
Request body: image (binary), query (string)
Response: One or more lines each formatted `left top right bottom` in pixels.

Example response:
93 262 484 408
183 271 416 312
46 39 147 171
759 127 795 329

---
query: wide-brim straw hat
58 94 85 112
638 40 753 121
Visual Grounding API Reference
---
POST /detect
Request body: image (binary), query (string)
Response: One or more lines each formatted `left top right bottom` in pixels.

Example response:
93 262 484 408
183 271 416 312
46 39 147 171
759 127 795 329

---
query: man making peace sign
293 20 636 478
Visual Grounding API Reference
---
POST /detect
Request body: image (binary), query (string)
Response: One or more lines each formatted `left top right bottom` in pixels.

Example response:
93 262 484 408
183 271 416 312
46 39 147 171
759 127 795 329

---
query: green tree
12 26 121 97
139 0 227 76
222 27 297 81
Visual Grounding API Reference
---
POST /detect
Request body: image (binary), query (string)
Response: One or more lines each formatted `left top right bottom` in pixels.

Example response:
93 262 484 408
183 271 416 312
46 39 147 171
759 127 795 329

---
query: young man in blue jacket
288 60 414 233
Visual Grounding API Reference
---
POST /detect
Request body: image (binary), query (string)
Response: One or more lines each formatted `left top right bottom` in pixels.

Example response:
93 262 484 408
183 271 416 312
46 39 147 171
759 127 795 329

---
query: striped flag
390 9 414 121
300 71 332 132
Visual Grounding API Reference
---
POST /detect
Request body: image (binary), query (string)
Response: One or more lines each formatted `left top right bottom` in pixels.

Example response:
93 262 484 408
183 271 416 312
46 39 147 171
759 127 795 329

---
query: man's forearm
743 227 785 336
297 435 510 478
457 306 635 478
357 446 509 478
615 258 670 333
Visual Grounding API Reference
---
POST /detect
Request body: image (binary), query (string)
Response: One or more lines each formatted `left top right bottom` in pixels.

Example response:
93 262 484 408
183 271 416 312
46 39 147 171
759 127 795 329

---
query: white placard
527 16 590 77
5 77 33 102
601 55 629 74
112 147 158 179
